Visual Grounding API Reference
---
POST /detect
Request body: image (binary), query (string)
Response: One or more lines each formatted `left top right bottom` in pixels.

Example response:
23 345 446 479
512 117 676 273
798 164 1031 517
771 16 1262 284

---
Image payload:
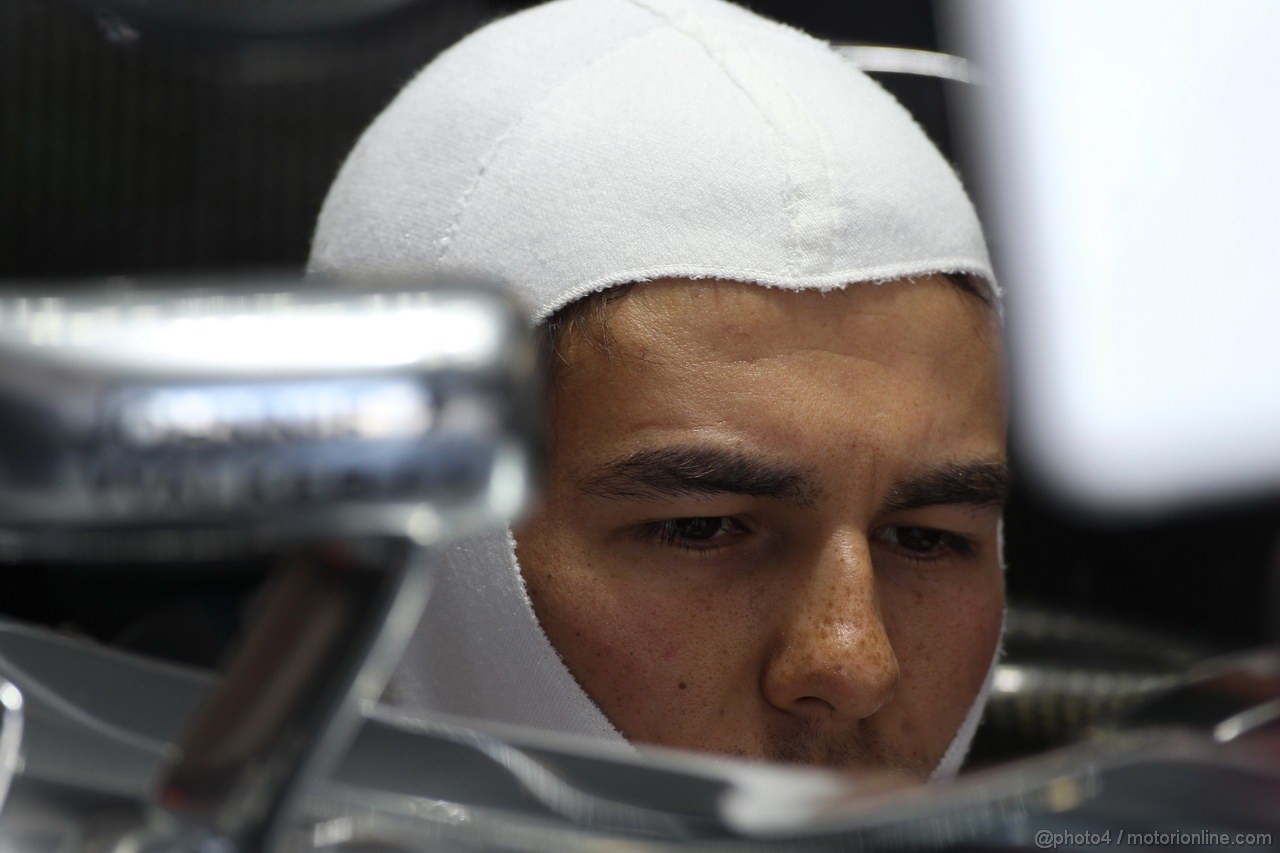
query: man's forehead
546 273 1008 502
555 275 1002 373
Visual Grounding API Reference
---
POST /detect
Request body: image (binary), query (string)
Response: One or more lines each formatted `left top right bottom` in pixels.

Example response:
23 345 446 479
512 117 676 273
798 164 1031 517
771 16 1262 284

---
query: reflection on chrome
835 45 980 84
0 289 506 373
1214 698 1280 743
0 281 538 560
0 680 23 820
0 278 540 852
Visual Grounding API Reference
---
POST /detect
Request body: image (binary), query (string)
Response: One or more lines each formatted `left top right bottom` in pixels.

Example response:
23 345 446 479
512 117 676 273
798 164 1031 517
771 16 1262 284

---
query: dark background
2 0 1276 667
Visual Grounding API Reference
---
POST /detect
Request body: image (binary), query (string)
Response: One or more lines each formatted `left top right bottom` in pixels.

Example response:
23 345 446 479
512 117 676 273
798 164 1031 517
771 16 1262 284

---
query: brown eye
896 526 947 552
667 517 728 541
874 526 974 560
645 516 748 550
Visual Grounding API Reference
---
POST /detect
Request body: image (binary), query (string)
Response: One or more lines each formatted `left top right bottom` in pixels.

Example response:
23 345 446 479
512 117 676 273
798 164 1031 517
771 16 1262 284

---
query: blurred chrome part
991 664 1183 712
0 278 539 851
0 281 539 560
979 607 1212 758
0 289 507 373
0 680 24 820
835 45 980 84
0 618 1277 851
1215 699 1280 744
149 541 433 851
1096 648 1280 738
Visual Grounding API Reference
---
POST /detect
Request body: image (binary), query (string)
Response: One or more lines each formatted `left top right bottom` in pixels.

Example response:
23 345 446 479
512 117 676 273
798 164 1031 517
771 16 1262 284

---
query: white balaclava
311 0 1001 778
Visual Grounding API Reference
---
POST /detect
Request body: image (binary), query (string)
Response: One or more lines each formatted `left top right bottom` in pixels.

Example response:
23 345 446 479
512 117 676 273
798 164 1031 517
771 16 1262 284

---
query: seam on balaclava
434 22 667 265
626 0 835 278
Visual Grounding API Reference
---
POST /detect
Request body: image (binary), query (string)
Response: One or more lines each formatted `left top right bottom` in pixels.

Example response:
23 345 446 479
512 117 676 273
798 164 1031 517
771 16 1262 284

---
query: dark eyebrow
579 445 820 505
943 272 997 310
883 459 1011 513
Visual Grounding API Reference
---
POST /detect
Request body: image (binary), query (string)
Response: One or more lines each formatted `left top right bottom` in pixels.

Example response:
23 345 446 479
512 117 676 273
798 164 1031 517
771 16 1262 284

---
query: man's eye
645 516 746 549
873 526 974 561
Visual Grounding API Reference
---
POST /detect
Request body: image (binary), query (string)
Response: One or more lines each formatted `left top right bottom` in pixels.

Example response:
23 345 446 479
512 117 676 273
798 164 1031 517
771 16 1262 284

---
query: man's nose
761 533 899 722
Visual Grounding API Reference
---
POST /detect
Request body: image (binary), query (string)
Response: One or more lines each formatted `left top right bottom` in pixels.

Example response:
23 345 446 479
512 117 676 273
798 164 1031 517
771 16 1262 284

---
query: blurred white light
992 665 1027 694
122 380 432 446
3 297 503 375
836 45 978 84
958 0 1280 508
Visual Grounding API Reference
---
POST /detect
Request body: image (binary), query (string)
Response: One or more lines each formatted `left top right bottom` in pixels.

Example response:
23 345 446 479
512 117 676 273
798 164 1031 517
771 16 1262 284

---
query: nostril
793 695 839 715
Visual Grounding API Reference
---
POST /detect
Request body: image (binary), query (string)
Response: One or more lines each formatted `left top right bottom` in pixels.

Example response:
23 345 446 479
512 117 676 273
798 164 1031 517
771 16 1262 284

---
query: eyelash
638 519 976 565
872 526 976 564
638 516 749 553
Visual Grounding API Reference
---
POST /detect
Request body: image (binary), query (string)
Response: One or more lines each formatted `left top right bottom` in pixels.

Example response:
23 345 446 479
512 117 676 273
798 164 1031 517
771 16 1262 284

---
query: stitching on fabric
708 20 843 277
434 23 665 264
626 0 807 275
763 43 841 276
814 51 842 274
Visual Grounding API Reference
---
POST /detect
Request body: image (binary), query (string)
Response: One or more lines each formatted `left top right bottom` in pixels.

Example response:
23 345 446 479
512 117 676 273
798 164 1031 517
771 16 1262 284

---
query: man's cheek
554 581 738 723
543 578 691 682
890 571 1003 738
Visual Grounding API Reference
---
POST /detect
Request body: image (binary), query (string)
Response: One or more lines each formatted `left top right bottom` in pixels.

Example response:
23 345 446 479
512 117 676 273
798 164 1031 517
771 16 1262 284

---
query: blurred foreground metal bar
0 279 539 557
0 278 540 850
145 540 430 851
0 618 1276 850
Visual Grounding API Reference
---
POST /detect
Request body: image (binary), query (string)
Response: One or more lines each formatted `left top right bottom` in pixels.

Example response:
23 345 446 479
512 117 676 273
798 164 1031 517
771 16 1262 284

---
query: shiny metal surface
150 541 433 851
980 607 1213 758
835 45 980 84
0 620 1276 851
0 680 24 822
0 280 538 560
0 277 541 850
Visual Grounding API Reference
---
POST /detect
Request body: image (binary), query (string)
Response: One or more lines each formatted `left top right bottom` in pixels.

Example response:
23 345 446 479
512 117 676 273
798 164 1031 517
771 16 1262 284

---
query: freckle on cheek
678 681 687 690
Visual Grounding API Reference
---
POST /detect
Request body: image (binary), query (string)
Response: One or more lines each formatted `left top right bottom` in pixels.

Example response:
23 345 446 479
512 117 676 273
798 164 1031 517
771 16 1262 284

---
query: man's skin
515 275 1007 777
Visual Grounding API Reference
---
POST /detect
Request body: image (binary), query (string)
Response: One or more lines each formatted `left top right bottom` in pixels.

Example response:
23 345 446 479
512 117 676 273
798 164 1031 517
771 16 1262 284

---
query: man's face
514 276 1007 777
